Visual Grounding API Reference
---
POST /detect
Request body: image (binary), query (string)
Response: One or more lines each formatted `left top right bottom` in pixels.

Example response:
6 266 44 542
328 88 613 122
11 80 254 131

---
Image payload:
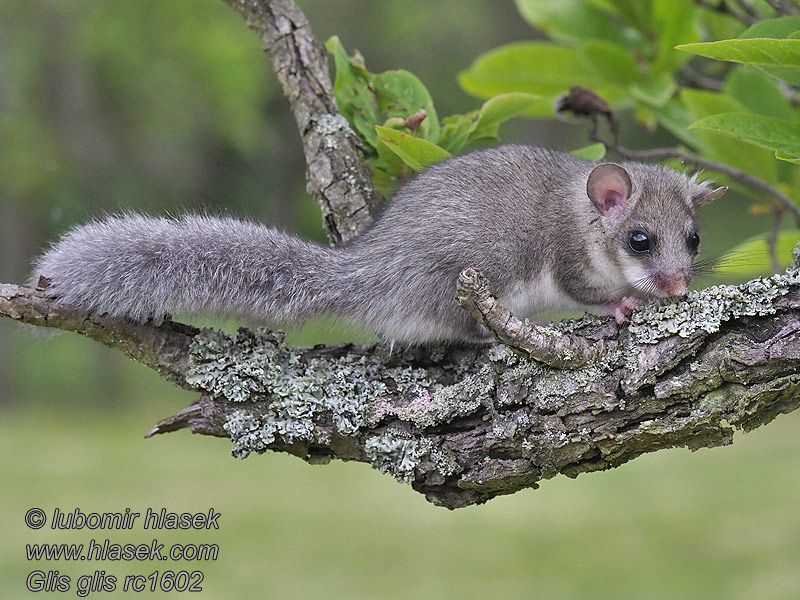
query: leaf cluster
326 36 539 192
329 0 800 273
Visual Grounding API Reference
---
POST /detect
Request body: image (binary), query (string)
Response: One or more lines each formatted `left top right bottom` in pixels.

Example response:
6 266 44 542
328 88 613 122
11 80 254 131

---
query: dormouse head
586 162 727 299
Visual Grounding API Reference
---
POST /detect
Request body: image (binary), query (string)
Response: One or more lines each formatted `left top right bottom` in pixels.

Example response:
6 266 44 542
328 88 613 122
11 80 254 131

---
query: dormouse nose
665 275 688 296
653 271 690 297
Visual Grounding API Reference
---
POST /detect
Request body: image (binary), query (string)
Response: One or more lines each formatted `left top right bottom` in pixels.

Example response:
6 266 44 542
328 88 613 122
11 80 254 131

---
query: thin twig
768 205 786 272
594 135 800 226
0 284 197 388
763 0 800 16
693 0 759 24
679 64 725 92
455 268 618 368
731 0 764 19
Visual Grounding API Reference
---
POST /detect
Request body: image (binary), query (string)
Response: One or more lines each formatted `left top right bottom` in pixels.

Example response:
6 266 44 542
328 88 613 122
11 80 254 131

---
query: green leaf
458 42 629 118
374 126 451 172
756 64 800 86
724 67 794 120
372 138 406 177
514 0 637 47
325 37 439 149
739 16 800 39
635 105 659 131
437 114 475 154
630 72 677 107
689 112 800 157
372 70 440 143
459 42 607 98
776 151 800 164
651 0 700 73
651 98 713 154
716 230 800 277
676 38 800 67
469 92 540 141
571 142 607 160
680 90 777 182
580 40 643 85
475 93 541 125
681 89 746 118
738 17 800 85
366 159 402 196
325 36 381 148
594 0 653 31
698 6 748 42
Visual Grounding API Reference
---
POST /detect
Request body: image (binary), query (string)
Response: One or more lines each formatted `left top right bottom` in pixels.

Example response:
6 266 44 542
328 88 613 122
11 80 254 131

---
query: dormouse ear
586 163 632 217
693 185 727 206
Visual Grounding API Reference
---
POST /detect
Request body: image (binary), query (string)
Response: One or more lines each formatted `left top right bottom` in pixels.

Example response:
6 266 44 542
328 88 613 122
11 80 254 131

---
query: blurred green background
1 1 798 598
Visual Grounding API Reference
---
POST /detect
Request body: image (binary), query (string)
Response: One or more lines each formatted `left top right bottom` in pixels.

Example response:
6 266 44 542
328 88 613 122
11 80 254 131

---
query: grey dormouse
30 145 726 344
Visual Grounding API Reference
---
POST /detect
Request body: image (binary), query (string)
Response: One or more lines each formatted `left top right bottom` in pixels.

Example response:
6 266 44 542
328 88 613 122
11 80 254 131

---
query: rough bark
0 283 198 390
221 0 381 245
3 267 799 509
6 0 800 510
456 268 619 368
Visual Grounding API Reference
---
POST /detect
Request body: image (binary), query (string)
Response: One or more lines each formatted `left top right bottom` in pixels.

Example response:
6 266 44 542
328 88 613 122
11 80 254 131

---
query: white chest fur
499 270 584 316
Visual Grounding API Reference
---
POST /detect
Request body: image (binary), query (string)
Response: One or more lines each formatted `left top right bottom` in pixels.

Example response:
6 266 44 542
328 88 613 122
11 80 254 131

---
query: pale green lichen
531 323 565 338
790 241 800 270
188 328 388 455
629 270 800 344
488 344 517 364
496 361 545 407
316 112 352 136
186 328 272 402
417 437 463 478
223 410 272 459
554 314 608 333
364 431 421 483
494 346 619 409
316 113 355 150
392 364 494 428
186 328 495 460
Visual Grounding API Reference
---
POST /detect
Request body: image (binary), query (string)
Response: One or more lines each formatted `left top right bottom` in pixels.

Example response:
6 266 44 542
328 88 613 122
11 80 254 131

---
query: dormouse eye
688 232 700 252
628 231 650 253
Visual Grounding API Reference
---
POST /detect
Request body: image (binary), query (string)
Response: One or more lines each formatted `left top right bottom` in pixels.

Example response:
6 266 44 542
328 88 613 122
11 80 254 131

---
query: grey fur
30 145 717 343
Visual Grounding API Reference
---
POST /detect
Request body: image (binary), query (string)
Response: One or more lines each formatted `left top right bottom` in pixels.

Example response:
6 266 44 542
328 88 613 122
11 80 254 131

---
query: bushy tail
30 214 343 324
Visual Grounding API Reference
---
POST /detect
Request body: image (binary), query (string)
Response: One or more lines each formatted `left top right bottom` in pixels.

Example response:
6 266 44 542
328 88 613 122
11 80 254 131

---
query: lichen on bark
1 0 799 510
629 268 800 343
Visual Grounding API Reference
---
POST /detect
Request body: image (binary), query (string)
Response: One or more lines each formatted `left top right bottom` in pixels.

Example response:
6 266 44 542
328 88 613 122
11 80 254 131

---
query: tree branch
692 0 759 24
763 0 800 16
4 263 800 508
731 0 764 19
455 268 618 368
559 87 800 224
0 283 197 389
220 0 381 244
10 0 800 511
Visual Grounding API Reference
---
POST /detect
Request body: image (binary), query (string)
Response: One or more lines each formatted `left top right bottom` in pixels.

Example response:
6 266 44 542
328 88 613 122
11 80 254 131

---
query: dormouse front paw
612 296 643 324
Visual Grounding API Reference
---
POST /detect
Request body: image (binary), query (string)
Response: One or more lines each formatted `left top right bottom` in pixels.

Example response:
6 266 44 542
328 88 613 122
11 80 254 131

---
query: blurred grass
1 366 799 599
